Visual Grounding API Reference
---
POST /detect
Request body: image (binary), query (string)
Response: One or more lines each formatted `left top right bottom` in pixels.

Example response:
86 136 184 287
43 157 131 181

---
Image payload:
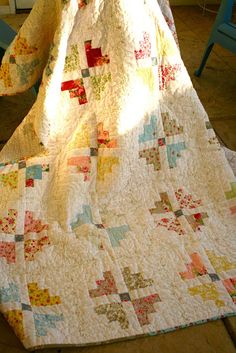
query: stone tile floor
0 4 236 353
172 5 236 151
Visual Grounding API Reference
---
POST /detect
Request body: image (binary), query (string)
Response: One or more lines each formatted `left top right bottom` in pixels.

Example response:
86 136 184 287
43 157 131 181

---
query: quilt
0 0 236 350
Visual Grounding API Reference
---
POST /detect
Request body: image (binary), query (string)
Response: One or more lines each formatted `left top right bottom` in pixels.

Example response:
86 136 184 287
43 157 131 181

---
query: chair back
215 0 235 27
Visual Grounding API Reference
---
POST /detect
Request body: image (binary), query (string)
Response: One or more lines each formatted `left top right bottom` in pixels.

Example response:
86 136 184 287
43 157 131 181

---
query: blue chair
0 19 17 51
195 0 236 77
0 19 40 94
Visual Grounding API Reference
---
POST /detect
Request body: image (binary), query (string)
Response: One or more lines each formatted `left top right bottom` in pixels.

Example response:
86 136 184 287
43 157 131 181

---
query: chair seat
217 22 236 41
0 20 16 50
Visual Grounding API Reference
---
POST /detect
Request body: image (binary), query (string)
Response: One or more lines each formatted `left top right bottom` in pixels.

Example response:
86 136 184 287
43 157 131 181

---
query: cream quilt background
0 0 235 350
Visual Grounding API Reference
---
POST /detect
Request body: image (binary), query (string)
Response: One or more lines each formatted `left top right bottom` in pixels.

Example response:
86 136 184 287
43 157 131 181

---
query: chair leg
195 42 214 77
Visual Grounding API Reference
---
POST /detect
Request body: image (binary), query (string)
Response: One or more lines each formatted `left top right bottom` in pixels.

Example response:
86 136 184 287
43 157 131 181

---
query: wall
0 0 221 12
170 0 220 4
0 0 222 6
0 0 8 5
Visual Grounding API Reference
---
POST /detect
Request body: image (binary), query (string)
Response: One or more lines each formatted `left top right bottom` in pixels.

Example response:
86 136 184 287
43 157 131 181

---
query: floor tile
220 55 236 72
179 35 225 69
210 118 236 150
172 5 216 38
171 15 192 34
0 92 35 142
224 317 236 344
0 13 28 31
0 315 24 350
0 314 235 353
173 8 236 132
213 45 236 58
189 68 236 120
36 320 235 353
0 344 26 353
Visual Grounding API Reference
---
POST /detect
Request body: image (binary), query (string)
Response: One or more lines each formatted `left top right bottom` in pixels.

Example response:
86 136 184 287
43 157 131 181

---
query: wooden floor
0 5 236 353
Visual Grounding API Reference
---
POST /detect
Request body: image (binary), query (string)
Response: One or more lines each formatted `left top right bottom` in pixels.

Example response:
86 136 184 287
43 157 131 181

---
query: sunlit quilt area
0 0 236 352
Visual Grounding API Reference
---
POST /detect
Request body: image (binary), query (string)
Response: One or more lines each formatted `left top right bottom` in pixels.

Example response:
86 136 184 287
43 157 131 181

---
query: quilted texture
0 0 235 350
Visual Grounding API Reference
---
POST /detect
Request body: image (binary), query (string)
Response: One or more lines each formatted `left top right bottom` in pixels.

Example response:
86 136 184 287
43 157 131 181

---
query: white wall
0 0 221 15
170 0 220 4
15 0 36 9
0 0 33 13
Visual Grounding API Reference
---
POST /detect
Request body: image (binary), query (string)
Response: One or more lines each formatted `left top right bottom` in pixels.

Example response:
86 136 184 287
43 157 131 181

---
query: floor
173 6 236 152
0 5 236 353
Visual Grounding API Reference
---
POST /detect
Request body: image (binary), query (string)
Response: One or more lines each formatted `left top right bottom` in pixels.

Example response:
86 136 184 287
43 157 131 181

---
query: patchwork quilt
0 0 235 350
